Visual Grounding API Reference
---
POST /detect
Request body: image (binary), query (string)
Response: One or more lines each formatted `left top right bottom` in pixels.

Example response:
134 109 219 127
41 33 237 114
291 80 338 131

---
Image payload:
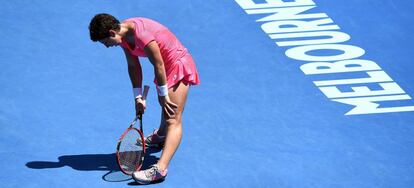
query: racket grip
143 85 150 100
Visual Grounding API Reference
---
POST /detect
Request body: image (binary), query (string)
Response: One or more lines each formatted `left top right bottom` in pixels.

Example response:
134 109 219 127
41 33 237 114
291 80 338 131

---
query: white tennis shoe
132 164 167 184
145 129 166 148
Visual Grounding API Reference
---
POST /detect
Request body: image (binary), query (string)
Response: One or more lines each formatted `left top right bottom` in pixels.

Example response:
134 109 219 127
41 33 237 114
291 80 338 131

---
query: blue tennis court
1 0 414 187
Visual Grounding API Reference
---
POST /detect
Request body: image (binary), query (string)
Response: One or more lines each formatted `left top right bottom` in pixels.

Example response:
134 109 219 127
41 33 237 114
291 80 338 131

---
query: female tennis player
89 13 200 184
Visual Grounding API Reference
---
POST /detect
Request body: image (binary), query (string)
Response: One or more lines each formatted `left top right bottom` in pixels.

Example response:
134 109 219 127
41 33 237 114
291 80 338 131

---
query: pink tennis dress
120 17 200 89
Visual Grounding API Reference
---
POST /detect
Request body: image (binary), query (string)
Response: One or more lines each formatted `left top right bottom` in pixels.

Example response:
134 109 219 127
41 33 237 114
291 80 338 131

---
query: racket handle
143 85 150 100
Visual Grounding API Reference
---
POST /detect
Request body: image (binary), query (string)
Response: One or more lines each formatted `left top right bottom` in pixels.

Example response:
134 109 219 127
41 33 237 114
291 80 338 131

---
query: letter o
285 44 365 62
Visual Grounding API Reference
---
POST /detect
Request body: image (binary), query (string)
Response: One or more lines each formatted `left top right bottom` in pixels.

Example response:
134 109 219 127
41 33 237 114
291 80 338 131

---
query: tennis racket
116 85 150 175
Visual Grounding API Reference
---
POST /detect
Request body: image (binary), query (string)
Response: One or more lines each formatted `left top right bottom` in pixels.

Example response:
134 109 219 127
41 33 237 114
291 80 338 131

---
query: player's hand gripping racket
116 85 150 175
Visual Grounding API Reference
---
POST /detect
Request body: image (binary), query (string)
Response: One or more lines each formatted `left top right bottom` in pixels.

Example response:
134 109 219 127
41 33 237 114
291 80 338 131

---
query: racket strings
118 129 144 174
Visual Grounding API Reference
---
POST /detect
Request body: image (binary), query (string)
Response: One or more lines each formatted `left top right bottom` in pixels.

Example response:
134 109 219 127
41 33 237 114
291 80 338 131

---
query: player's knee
165 118 182 127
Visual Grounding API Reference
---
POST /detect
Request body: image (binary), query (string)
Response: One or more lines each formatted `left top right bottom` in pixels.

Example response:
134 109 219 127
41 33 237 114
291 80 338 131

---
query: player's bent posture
89 13 200 184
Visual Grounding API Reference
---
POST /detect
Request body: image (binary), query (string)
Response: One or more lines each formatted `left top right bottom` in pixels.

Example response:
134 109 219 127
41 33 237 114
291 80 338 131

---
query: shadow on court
26 148 162 184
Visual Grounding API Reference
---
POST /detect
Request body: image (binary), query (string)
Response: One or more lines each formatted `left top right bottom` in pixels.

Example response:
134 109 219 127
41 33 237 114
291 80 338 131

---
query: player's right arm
123 48 146 115
123 47 143 88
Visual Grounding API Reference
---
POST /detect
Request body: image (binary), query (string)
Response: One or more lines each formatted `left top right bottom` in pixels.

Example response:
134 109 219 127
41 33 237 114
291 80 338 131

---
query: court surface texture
1 0 413 187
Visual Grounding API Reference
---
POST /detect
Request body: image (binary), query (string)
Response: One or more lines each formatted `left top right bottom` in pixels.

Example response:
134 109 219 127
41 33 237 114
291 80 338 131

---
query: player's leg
144 114 167 148
156 81 189 171
133 81 189 184
145 82 188 147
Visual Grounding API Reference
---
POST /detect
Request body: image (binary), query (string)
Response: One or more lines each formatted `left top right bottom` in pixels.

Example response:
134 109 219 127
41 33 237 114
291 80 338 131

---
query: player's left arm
144 41 177 118
143 41 167 87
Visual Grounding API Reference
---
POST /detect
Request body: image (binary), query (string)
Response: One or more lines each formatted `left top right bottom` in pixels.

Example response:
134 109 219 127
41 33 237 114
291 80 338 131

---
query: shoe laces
144 165 159 178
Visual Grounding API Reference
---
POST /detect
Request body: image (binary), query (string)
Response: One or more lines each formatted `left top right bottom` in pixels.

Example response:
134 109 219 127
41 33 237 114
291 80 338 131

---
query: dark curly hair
89 13 120 42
